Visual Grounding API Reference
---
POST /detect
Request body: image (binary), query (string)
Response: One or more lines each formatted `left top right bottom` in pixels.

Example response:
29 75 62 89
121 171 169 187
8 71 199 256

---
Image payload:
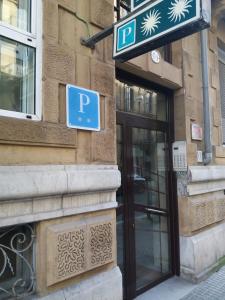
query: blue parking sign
117 19 136 51
66 85 100 131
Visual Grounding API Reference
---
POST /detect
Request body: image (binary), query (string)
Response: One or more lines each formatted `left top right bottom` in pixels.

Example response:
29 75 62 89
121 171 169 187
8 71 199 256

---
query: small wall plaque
151 50 161 64
191 123 203 141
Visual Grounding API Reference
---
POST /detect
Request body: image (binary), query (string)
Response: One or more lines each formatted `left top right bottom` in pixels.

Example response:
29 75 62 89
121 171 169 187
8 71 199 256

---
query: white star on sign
141 9 161 36
168 0 193 22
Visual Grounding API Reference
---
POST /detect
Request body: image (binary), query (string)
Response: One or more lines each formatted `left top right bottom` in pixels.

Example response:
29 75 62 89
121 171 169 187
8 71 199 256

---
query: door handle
145 207 167 216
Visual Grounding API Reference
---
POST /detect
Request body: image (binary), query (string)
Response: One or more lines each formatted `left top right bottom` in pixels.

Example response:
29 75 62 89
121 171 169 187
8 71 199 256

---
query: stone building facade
0 0 225 300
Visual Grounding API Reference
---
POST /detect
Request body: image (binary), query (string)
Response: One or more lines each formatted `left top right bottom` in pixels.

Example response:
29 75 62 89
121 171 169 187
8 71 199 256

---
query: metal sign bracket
80 25 114 49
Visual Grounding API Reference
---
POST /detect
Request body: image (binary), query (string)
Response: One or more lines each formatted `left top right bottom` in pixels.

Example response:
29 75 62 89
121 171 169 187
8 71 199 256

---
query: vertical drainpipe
200 29 212 165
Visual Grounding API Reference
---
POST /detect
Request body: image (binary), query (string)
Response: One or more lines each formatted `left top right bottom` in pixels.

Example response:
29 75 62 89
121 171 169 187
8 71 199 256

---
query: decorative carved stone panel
47 221 87 286
57 229 86 279
215 199 225 220
191 198 225 232
46 216 115 286
191 202 207 230
89 222 113 268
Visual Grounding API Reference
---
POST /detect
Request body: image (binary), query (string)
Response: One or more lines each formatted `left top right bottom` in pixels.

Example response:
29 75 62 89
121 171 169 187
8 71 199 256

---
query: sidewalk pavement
136 266 225 300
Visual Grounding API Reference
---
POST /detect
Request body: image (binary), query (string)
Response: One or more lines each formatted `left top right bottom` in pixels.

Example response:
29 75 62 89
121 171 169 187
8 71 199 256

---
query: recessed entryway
116 72 179 300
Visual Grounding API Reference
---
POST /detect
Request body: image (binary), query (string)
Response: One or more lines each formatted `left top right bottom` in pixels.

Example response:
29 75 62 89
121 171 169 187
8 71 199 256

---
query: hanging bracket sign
113 0 211 62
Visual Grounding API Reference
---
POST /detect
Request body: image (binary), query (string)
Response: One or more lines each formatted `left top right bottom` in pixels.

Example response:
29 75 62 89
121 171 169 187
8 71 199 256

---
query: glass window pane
0 0 31 32
157 93 168 121
115 79 168 121
0 36 35 114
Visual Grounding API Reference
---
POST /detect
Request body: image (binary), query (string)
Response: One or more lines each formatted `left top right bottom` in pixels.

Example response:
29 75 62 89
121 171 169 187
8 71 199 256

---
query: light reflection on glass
0 0 31 32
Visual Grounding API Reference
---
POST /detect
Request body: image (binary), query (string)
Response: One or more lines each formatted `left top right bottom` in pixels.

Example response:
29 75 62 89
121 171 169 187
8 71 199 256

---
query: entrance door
116 77 179 300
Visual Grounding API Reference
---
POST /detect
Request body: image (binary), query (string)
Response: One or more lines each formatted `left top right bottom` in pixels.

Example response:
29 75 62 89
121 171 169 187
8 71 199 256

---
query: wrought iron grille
0 224 36 299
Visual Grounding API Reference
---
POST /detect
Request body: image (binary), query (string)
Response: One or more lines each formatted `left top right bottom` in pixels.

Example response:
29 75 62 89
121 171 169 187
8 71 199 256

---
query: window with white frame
0 0 41 120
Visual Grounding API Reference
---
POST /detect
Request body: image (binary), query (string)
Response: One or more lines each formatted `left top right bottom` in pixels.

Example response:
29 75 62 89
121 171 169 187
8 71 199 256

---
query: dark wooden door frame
116 71 180 300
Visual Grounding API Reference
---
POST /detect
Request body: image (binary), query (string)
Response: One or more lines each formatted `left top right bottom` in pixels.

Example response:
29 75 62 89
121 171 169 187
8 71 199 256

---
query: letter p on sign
117 19 136 51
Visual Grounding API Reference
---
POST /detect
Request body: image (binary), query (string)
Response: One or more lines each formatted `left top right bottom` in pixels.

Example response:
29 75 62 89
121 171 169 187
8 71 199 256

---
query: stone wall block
0 145 76 165
178 196 191 236
58 0 77 11
90 0 114 29
180 221 225 282
182 33 200 58
43 78 59 123
90 27 105 62
44 0 58 41
185 99 197 120
0 117 77 148
45 44 75 83
184 75 202 101
62 192 114 210
91 59 115 96
58 6 76 50
73 20 92 57
92 129 116 164
209 29 218 53
186 99 203 124
213 106 222 127
77 0 89 19
100 95 106 130
76 130 92 163
212 126 220 146
33 196 62 214
105 96 116 129
0 200 32 218
187 143 197 165
215 146 225 158
209 87 219 109
104 36 115 66
76 54 91 89
183 51 201 78
190 197 225 232
172 40 183 68
59 83 67 124
92 96 116 163
210 68 220 90
174 93 186 140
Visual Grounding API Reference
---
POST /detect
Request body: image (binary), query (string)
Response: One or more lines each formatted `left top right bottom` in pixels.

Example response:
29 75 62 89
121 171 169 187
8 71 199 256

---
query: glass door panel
135 211 170 290
132 128 168 210
116 77 177 299
131 127 171 292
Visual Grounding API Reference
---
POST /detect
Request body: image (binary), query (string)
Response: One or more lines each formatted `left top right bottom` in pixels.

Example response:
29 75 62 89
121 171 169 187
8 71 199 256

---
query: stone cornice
0 165 121 201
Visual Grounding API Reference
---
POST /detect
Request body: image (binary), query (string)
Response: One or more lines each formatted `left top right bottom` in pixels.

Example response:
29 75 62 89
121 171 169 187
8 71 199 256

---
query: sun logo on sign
168 0 193 22
141 9 161 36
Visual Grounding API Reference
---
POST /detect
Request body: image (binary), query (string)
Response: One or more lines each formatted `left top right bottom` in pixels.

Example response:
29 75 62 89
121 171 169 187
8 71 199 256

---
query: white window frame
0 0 42 121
